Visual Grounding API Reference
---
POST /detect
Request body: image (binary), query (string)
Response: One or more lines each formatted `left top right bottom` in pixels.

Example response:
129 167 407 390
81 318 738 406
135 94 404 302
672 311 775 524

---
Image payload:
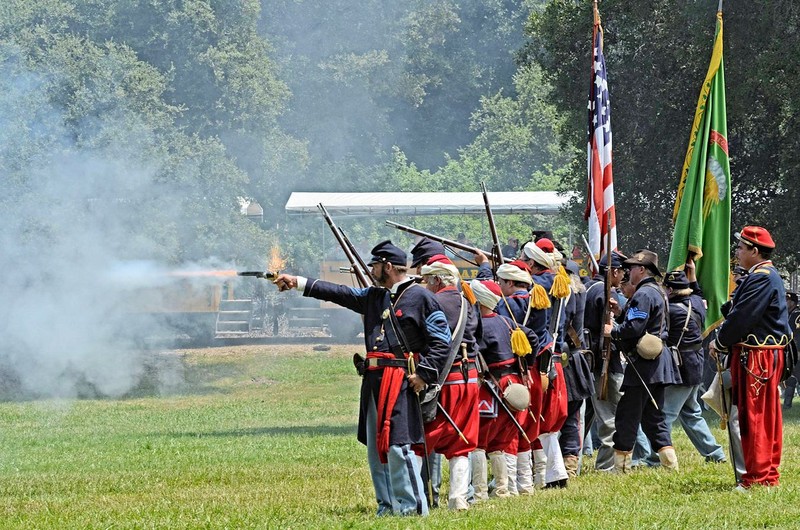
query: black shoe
544 479 568 489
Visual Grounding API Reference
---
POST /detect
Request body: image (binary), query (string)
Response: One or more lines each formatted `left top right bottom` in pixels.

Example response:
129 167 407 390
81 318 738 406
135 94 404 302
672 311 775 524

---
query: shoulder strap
674 301 693 348
385 285 416 357
586 281 604 297
433 297 468 389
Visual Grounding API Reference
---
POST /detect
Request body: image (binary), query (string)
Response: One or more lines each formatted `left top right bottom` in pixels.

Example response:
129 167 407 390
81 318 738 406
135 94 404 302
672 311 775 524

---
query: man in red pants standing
711 226 792 490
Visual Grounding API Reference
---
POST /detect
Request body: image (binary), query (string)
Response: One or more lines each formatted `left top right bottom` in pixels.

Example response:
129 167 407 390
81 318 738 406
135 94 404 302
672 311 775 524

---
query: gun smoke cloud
0 58 234 400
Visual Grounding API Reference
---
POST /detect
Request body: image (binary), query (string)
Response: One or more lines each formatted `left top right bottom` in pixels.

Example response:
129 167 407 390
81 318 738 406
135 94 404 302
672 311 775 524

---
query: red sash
369 351 408 464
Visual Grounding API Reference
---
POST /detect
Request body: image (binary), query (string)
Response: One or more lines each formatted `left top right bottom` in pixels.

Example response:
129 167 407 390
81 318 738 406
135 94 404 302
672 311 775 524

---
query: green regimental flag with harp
668 10 731 333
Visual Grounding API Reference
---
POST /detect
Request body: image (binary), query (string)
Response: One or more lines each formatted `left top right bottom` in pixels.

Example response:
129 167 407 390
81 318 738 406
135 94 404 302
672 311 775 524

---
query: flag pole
718 0 723 12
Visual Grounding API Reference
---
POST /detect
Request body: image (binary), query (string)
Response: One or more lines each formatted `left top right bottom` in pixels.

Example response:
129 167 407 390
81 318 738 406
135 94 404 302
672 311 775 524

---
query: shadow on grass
161 424 357 438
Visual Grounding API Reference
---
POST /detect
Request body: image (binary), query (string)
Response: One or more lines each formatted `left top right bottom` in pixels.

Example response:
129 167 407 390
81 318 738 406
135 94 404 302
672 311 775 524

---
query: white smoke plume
0 57 235 400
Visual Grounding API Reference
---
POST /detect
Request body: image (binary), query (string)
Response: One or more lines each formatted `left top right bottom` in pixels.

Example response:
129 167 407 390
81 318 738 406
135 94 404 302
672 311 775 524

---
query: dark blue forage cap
410 237 446 268
664 270 690 290
565 260 581 277
368 240 407 266
598 251 627 270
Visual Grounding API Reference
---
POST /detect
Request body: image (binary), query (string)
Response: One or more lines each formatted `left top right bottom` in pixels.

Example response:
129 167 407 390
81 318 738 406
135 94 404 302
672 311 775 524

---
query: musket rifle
581 235 600 275
476 353 530 443
385 220 510 266
598 215 613 400
481 182 505 273
318 203 374 288
338 226 376 286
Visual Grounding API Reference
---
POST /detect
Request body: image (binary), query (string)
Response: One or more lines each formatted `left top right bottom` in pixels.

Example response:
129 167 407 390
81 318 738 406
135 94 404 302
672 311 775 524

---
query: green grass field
2 344 799 529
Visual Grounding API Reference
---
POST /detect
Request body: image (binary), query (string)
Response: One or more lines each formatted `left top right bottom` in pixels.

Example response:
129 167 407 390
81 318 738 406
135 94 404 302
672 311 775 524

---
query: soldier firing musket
274 230 453 516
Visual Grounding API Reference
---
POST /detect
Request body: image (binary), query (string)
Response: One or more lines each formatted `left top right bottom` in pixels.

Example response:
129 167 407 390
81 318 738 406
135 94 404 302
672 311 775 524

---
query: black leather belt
489 365 519 378
365 357 408 369
450 360 477 373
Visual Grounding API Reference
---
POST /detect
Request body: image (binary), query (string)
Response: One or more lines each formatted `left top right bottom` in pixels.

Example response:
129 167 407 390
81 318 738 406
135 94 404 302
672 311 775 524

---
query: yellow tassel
550 265 570 299
511 327 532 356
530 283 551 309
460 280 477 305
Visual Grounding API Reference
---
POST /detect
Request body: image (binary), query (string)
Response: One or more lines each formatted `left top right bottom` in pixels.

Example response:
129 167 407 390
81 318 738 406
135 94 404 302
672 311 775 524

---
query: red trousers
478 373 528 454
424 367 479 459
731 345 783 487
540 362 568 434
513 366 544 453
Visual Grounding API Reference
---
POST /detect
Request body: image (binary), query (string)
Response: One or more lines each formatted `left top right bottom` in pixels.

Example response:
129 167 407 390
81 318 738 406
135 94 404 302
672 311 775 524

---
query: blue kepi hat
368 240 407 266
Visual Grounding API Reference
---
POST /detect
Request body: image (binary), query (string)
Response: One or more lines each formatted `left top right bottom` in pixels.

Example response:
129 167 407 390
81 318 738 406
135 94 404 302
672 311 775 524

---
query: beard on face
375 264 390 285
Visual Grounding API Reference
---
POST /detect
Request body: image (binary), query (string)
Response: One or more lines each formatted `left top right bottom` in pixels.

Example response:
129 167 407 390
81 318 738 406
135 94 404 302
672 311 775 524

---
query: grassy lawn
1 343 799 529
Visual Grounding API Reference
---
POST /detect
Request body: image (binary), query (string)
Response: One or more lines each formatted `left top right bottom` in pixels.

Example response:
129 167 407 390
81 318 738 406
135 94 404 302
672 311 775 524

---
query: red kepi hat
735 226 775 249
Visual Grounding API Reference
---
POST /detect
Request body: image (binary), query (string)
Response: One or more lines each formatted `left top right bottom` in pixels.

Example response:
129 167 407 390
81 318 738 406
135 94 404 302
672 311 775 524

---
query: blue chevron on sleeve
347 286 370 296
626 307 648 321
425 310 452 343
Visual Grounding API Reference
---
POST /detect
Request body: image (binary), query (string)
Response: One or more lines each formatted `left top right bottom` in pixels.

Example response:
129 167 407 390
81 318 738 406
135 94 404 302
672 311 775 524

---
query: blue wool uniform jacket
715 262 791 349
530 270 557 349
666 281 706 386
477 313 539 366
303 278 451 447
583 276 624 374
434 286 480 359
789 308 800 350
610 277 681 388
564 284 586 349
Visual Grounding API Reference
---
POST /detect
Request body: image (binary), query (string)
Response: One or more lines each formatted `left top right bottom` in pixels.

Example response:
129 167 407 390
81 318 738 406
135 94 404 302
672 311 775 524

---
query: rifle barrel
481 182 506 272
385 220 509 264
319 203 372 288
598 214 614 400
581 235 600 274
237 271 277 279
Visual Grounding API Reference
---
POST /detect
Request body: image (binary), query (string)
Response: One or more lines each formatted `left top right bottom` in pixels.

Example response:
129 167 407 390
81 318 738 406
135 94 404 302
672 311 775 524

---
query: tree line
1 0 797 272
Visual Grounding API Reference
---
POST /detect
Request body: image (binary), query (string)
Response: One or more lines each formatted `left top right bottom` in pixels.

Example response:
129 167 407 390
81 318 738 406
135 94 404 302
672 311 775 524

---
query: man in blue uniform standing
274 240 452 515
781 291 800 409
606 250 681 473
583 251 626 471
644 265 725 465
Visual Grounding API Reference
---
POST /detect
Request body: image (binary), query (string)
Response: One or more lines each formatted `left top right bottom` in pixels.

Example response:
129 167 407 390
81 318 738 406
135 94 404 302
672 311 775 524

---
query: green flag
668 11 730 332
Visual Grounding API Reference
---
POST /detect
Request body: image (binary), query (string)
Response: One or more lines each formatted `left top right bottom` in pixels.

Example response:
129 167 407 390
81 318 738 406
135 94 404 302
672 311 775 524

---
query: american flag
585 25 617 262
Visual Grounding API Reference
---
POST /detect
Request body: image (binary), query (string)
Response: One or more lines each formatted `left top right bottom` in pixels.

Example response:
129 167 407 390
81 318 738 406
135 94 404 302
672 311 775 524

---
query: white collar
389 277 414 294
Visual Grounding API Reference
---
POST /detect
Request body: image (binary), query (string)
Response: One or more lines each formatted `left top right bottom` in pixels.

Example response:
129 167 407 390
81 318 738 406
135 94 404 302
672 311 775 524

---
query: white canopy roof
285 191 570 216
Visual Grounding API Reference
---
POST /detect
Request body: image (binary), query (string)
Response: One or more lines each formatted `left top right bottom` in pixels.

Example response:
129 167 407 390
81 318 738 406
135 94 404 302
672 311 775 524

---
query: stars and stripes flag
584 13 617 264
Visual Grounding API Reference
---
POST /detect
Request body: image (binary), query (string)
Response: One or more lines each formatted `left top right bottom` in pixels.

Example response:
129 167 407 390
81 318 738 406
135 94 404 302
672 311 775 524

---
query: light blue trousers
365 394 429 516
645 384 725 465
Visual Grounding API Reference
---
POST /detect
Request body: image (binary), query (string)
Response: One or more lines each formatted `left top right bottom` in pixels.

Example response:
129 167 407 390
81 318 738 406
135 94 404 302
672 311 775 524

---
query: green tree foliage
383 63 579 249
261 0 542 183
0 0 290 266
525 0 800 264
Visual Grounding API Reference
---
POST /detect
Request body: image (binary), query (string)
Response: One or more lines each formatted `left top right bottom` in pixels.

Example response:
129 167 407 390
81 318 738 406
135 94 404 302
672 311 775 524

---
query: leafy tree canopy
524 0 800 266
